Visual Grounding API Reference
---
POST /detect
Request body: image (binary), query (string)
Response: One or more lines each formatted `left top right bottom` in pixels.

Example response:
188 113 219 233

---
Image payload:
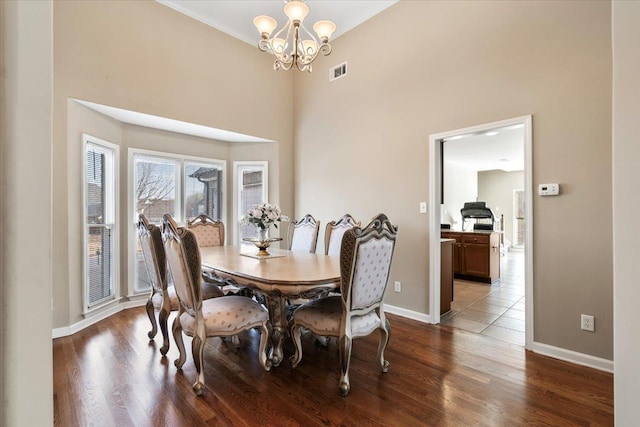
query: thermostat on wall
538 183 560 196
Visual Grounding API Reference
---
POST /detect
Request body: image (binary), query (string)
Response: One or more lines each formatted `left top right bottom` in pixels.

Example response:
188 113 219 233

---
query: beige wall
53 1 293 328
478 170 524 245
294 1 613 358
612 0 640 423
1 1 54 425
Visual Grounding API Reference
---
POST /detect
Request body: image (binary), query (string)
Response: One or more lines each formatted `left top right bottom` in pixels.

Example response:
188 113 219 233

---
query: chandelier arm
257 39 270 53
298 22 320 46
318 43 332 57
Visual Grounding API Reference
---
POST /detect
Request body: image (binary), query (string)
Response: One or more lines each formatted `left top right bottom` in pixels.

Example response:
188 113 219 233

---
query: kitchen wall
294 1 613 359
478 170 524 246
442 161 477 229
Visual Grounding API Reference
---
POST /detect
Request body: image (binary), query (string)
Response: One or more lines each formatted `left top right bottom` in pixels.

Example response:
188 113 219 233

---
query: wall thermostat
538 183 560 196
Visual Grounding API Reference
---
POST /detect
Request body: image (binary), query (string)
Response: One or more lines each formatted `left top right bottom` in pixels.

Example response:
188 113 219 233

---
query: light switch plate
419 202 427 213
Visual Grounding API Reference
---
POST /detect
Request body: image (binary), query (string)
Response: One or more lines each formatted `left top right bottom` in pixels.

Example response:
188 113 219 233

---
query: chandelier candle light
253 0 336 72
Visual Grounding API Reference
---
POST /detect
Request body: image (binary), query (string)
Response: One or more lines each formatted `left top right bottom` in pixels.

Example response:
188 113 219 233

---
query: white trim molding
428 115 534 351
531 341 613 373
385 304 431 324
52 298 613 375
52 297 147 339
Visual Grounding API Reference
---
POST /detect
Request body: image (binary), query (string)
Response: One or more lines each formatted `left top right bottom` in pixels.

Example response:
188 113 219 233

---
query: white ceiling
443 125 525 172
157 0 398 46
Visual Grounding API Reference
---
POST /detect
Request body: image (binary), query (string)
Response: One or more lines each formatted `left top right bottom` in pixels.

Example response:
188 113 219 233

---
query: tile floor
440 249 525 345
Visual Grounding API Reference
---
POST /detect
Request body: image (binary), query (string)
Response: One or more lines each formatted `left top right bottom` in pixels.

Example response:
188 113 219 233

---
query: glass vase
258 227 268 241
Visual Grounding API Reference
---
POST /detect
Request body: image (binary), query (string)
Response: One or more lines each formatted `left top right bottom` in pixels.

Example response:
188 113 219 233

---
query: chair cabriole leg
378 316 391 373
146 296 157 339
172 317 186 369
338 334 352 396
192 334 205 395
258 322 273 371
158 307 170 355
290 323 303 368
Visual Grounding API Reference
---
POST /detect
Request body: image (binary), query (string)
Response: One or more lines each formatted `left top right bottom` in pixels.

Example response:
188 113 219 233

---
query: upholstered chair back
137 214 167 294
162 214 201 315
289 213 398 396
288 214 320 253
324 214 360 256
340 214 398 311
188 214 224 247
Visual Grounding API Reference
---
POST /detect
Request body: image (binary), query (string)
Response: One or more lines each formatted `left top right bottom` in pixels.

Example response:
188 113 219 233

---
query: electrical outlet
394 281 402 292
581 314 595 332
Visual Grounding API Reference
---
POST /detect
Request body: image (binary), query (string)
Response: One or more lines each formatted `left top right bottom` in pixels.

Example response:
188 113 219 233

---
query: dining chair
187 214 229 288
162 214 272 395
290 213 398 396
137 214 224 355
324 213 360 256
187 214 224 247
287 214 320 253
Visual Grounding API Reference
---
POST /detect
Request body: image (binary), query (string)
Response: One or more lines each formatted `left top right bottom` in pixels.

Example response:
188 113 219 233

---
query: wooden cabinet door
442 232 462 273
452 242 462 273
463 243 490 277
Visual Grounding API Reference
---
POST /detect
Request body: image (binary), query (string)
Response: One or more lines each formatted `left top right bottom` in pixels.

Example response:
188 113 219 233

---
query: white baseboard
385 304 432 324
51 299 614 374
385 305 613 373
52 296 147 339
531 341 613 373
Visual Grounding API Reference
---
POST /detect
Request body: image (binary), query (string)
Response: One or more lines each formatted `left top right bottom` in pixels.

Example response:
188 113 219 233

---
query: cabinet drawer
462 234 489 245
441 232 462 243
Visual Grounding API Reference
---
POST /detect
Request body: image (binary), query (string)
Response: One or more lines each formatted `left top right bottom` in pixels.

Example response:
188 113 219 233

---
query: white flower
240 202 289 230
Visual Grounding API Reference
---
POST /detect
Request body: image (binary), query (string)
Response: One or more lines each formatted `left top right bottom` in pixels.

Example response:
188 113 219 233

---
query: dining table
199 245 341 366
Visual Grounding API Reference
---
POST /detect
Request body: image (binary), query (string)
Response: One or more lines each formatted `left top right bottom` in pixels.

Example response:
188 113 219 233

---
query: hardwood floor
53 307 613 426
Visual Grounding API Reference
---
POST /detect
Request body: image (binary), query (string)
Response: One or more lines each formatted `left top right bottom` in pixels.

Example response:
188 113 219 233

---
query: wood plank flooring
53 307 613 426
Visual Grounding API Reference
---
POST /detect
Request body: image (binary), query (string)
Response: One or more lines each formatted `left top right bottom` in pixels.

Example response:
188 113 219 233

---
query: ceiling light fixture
253 0 336 72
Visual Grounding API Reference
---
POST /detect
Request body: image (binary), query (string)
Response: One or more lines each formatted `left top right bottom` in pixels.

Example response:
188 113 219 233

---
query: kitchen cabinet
440 231 500 283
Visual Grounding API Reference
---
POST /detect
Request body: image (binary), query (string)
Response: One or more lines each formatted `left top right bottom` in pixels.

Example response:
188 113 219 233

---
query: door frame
428 115 534 349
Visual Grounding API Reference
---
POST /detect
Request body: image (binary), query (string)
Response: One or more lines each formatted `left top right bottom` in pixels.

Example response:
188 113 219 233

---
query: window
134 156 177 224
84 135 118 310
184 161 223 220
234 161 268 244
130 149 225 294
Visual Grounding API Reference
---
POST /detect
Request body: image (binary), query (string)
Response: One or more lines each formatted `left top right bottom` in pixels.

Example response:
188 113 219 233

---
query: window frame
82 134 119 312
233 161 268 245
127 148 226 297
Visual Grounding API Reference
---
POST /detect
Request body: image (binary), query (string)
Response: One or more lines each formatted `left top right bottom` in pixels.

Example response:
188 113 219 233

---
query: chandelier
253 0 336 72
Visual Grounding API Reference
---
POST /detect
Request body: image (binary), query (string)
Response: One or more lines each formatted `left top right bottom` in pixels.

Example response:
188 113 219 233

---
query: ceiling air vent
329 62 347 82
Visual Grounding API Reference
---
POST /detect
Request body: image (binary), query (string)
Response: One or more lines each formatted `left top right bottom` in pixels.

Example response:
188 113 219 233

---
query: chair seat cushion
152 282 224 311
180 296 269 337
292 296 381 337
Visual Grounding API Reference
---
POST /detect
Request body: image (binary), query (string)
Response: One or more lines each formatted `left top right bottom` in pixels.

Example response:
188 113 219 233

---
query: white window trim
127 147 226 297
82 133 120 314
233 161 268 245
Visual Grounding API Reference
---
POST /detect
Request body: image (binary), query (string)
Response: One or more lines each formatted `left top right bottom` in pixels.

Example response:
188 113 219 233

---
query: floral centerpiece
241 202 289 240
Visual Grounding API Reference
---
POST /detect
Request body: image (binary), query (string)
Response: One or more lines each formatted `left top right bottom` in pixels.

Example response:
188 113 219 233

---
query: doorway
428 115 533 350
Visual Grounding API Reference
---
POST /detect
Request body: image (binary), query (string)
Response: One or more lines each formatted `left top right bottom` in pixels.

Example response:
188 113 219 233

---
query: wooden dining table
199 245 341 366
